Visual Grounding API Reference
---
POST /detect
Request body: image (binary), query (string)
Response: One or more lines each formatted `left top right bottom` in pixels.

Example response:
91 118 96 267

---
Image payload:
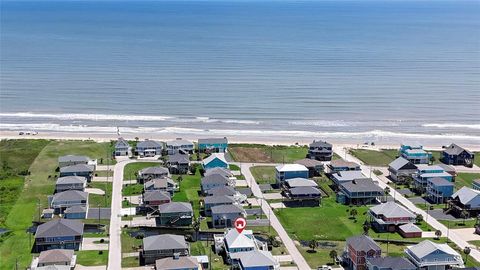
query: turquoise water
1 0 479 143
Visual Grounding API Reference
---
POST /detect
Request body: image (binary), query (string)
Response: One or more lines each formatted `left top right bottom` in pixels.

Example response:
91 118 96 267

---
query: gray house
165 138 194 155
144 177 178 195
32 249 76 269
295 158 324 177
206 186 237 197
137 166 169 183
49 190 88 214
366 256 416 270
337 179 384 205
55 176 87 193
232 250 279 270
211 204 246 228
156 202 193 227
166 153 190 174
59 164 94 182
136 140 163 157
328 159 361 173
307 140 333 161
204 167 233 178
388 157 417 183
34 219 84 252
201 174 232 194
115 137 131 156
331 170 367 187
58 155 90 168
140 234 189 265
404 240 464 269
64 205 87 219
155 256 199 270
204 195 235 215
141 190 171 207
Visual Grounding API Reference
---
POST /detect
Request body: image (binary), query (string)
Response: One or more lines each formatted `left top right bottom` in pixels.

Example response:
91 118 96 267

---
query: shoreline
1 130 479 151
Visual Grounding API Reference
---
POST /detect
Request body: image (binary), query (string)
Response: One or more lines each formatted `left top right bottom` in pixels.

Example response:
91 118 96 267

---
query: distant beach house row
441 143 475 167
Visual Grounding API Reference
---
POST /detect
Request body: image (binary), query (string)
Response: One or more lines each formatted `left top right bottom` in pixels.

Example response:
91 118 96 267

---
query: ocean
1 0 479 145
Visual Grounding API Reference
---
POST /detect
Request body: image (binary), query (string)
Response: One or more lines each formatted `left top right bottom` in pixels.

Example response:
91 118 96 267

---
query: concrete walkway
92 176 111 182
334 146 480 263
75 265 107 270
236 162 312 270
96 165 113 171
85 188 105 195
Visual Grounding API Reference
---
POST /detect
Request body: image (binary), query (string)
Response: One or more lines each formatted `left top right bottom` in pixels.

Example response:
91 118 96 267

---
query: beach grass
250 166 276 184
348 149 398 167
123 162 160 181
455 173 480 189
0 140 114 269
229 144 307 163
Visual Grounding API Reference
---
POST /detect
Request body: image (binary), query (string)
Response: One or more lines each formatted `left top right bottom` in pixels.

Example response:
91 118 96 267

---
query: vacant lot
89 182 113 207
123 162 160 180
348 149 398 167
229 144 307 163
250 166 276 184
172 171 202 217
455 173 480 189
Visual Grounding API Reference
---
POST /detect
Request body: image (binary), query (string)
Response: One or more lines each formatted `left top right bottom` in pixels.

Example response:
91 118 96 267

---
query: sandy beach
1 130 479 151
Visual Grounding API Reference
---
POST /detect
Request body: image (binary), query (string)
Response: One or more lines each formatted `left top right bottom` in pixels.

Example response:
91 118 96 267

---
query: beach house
368 201 416 232
202 153 228 169
331 170 368 187
155 256 200 270
398 223 423 238
166 153 190 174
140 234 189 265
59 164 94 182
399 143 431 164
137 166 169 183
275 164 309 184
448 187 480 217
198 137 228 153
388 157 417 183
211 204 246 228
366 257 416 270
441 143 475 167
219 228 267 259
55 176 87 193
49 190 88 214
426 177 454 204
114 137 131 156
307 140 333 161
413 165 453 193
58 155 90 168
30 249 76 270
295 158 324 177
231 250 280 270
206 186 237 197
328 159 361 173
201 174 233 194
343 235 381 270
204 195 236 215
337 179 384 205
136 140 163 157
205 167 233 178
165 138 194 155
282 178 321 205
156 202 193 227
34 219 84 252
404 240 464 269
141 190 171 208
144 177 178 195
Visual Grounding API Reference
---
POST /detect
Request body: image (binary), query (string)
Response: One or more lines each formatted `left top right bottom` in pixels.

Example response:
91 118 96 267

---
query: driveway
263 193 283 200
85 188 105 195
82 237 109 251
124 195 141 205
235 179 248 187
270 202 286 209
96 165 113 171
450 228 480 241
92 177 111 182
121 207 137 216
249 219 270 226
75 265 107 270
120 216 156 227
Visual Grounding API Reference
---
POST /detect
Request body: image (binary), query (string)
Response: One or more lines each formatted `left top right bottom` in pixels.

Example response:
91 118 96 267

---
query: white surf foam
422 123 480 130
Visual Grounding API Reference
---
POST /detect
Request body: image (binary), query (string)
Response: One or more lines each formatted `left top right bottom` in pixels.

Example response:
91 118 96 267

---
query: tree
177 176 183 183
461 210 469 225
309 239 318 252
329 250 338 265
192 218 201 241
435 230 442 239
384 187 390 202
415 214 423 224
363 221 371 235
349 209 358 220
464 247 471 265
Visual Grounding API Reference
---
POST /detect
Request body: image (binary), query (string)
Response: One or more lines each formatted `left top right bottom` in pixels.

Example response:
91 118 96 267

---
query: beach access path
108 158 162 270
234 162 311 270
333 146 480 264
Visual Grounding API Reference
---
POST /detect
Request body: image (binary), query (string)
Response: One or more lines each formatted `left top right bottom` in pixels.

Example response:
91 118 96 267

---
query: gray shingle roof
56 176 87 185
295 158 324 168
285 178 318 188
428 177 454 187
452 187 480 207
341 179 384 193
58 155 89 163
53 190 88 202
346 235 380 251
399 223 422 233
139 166 169 175
367 256 416 270
155 256 198 270
158 202 193 214
204 195 235 205
35 219 84 238
407 240 460 259
60 164 94 173
167 153 190 164
166 139 194 147
389 157 417 171
64 205 87 214
198 138 228 144
310 140 332 148
211 204 244 215
115 137 130 148
330 159 360 168
201 174 229 185
142 234 187 251
369 201 416 219
444 143 471 155
234 250 277 268
289 186 321 196
204 167 232 177
207 186 236 196
137 140 162 148
143 190 171 202
144 177 175 189
37 249 74 264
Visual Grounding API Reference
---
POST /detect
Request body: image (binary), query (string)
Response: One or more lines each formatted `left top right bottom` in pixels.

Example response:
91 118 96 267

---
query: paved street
237 162 312 270
333 146 480 263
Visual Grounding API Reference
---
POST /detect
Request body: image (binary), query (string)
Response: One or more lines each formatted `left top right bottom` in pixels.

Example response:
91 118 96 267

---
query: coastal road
333 146 480 264
108 158 162 270
234 162 311 270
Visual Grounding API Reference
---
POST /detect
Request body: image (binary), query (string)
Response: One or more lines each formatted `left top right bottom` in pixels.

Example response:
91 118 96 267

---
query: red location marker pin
234 217 247 234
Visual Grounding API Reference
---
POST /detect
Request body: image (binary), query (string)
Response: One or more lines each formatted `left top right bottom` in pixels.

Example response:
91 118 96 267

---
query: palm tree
350 209 358 220
329 250 338 265
415 214 423 224
384 187 390 202
435 230 442 239
461 210 469 225
464 247 471 265
363 221 371 235
309 239 318 252
177 176 183 183
192 218 201 241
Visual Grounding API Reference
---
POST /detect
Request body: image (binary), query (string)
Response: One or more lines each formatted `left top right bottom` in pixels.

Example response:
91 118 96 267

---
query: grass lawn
75 250 108 266
250 166 276 184
172 172 202 217
297 241 343 268
122 183 144 196
121 230 142 253
229 164 240 171
122 256 140 267
348 149 398 167
89 182 112 207
95 170 113 177
475 153 480 167
0 140 113 269
190 241 229 270
229 144 307 163
123 162 160 180
455 173 480 189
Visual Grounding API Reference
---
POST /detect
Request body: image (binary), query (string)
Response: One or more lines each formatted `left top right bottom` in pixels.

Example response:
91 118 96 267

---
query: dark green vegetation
0 139 113 269
229 144 307 163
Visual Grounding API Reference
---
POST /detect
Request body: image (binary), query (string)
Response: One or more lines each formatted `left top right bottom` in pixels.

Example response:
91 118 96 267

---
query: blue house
426 177 454 204
202 153 228 169
198 137 228 153
64 205 87 219
34 219 84 252
59 164 94 182
441 143 475 167
413 165 453 193
399 143 431 164
275 164 309 184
